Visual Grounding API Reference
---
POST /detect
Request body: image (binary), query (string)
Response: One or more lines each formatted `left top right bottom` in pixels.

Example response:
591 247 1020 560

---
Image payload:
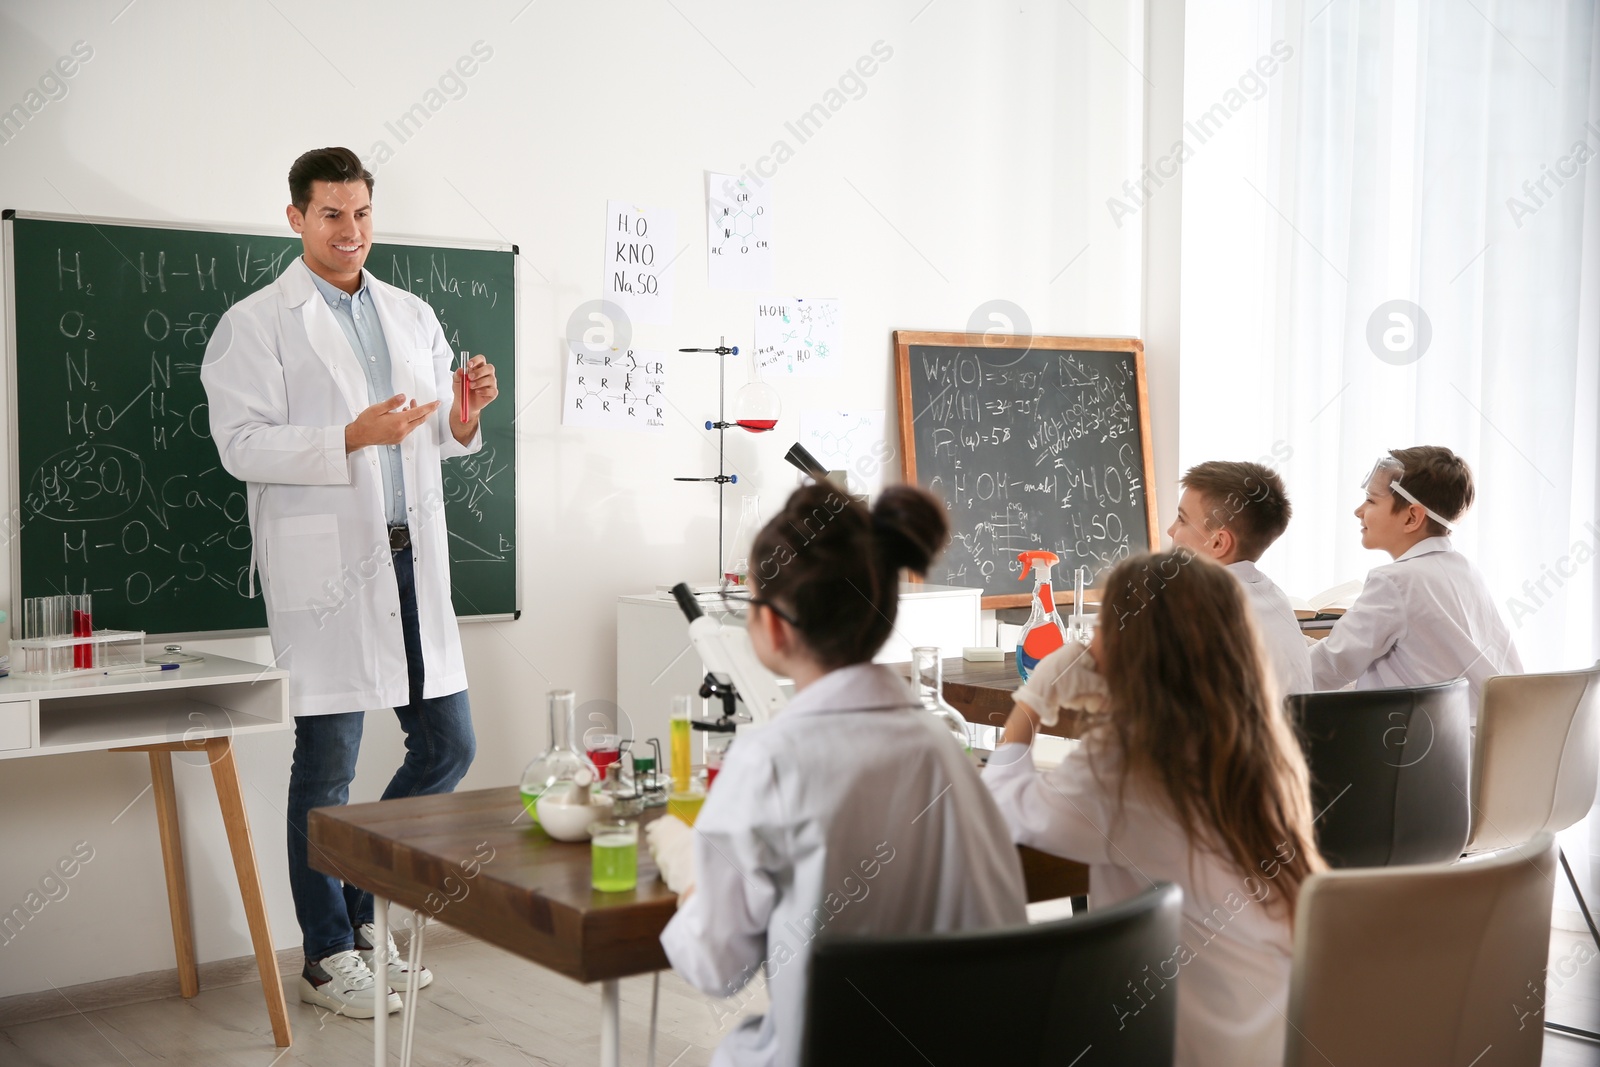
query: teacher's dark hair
289 147 374 214
750 482 949 669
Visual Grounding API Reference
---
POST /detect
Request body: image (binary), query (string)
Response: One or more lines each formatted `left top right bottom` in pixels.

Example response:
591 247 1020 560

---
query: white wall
0 0 1147 996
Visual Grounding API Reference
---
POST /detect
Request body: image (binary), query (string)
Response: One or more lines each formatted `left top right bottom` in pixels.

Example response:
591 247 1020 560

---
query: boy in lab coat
1168 460 1312 695
1309 446 1522 711
659 482 1027 1067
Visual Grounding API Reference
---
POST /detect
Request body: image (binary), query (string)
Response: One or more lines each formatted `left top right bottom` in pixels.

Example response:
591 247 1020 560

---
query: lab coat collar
282 258 369 420
780 662 920 720
1226 559 1266 585
307 266 374 310
1395 536 1454 563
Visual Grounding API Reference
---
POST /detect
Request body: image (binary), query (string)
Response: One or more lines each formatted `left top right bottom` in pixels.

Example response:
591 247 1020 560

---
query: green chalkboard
3 211 518 636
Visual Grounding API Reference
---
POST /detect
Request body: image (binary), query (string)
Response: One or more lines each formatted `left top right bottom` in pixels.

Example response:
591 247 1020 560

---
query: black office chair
798 882 1181 1067
1287 679 1471 868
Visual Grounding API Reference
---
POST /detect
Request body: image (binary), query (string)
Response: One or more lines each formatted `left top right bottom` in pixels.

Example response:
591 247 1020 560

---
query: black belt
388 525 411 551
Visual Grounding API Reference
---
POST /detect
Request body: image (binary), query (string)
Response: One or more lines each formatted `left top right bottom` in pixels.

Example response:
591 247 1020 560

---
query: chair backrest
1287 679 1471 868
1468 663 1600 852
799 883 1181 1067
1284 833 1556 1067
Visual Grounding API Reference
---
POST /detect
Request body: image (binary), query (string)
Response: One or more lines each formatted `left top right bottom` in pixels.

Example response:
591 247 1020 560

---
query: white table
0 653 292 1046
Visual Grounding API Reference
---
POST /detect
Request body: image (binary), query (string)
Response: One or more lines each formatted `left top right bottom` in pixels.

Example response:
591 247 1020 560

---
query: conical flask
912 646 972 753
520 690 598 824
724 494 761 587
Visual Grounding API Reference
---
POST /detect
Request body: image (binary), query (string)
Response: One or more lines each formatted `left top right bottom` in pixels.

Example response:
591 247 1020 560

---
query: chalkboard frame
2 208 521 639
892 330 1159 609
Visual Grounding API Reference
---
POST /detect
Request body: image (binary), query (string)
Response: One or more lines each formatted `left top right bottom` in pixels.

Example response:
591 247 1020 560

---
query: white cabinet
616 583 981 750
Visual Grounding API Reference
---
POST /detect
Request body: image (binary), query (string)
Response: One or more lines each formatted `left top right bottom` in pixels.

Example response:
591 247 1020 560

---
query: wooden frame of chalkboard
893 331 1159 609
2 209 520 640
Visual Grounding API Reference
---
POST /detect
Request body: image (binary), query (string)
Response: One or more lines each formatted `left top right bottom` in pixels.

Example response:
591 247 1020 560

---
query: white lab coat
1227 560 1313 696
984 740 1296 1067
201 258 480 716
1308 537 1522 713
660 663 1028 1067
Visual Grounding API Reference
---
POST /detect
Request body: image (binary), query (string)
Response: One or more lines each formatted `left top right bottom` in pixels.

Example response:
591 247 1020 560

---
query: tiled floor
2 926 1596 1065
1544 926 1600 1066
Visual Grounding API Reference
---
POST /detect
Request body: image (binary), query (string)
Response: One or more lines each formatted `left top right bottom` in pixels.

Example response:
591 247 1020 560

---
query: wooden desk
0 655 292 1047
311 785 1088 1067
897 652 1093 740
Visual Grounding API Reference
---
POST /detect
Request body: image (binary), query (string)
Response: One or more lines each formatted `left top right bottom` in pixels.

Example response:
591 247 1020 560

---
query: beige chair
1466 664 1600 1041
1284 834 1557 1067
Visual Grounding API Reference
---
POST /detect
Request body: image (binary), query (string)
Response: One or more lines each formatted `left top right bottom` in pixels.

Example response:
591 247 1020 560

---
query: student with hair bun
661 482 1027 1067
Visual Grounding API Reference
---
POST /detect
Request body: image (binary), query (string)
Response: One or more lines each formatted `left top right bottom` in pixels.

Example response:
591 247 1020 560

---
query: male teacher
202 147 497 1019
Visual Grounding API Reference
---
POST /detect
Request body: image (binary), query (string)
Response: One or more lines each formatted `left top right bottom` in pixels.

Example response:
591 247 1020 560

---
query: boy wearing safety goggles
1309 446 1522 711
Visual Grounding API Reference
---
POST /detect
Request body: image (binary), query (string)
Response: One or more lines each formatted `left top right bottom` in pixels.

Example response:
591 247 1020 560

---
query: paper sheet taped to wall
561 346 670 433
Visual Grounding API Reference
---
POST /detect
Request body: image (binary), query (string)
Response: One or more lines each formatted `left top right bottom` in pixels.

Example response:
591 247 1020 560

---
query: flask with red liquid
734 350 780 432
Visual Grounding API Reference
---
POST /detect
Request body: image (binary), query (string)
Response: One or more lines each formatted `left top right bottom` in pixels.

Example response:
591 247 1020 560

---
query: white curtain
1178 0 1600 917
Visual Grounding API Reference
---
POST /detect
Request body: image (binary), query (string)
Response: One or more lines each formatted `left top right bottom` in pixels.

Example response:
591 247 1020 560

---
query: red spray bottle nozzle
1017 550 1060 580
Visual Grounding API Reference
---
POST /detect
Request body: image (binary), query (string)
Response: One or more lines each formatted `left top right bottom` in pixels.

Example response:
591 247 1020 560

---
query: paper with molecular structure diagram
562 346 670 433
798 409 887 497
754 297 842 378
604 200 676 326
706 172 772 290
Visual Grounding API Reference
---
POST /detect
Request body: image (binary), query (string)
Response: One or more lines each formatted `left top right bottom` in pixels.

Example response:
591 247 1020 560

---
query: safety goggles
716 593 801 627
1359 456 1457 533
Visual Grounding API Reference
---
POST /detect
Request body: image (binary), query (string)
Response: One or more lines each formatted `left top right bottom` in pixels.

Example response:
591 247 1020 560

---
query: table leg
373 899 387 1067
600 978 621 1067
205 737 292 1048
146 750 199 998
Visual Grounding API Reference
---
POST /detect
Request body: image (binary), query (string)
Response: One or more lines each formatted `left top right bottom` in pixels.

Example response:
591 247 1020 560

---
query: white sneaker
355 922 434 992
298 949 401 1018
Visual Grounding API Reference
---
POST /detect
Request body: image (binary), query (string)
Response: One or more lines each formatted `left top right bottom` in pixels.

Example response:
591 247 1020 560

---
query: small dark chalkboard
894 332 1159 608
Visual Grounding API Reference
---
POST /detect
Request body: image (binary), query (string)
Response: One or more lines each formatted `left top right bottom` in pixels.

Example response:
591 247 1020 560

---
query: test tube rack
12 630 147 679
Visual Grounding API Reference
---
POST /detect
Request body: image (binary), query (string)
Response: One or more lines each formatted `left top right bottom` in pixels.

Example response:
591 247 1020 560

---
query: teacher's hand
455 354 499 419
345 394 440 453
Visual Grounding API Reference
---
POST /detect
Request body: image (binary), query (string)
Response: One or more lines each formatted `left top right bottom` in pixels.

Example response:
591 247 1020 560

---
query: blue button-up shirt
309 270 408 526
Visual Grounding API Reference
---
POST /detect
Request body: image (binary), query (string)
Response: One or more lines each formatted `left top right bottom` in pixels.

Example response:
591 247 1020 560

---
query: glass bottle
600 761 645 819
724 494 761 588
912 646 972 753
520 690 598 824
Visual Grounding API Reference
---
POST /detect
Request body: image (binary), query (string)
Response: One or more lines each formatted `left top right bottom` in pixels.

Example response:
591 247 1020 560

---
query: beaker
589 818 639 893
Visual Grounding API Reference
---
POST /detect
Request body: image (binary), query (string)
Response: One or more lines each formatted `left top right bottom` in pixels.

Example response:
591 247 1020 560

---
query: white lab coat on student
984 740 1297 1067
660 663 1028 1067
201 258 480 716
1309 537 1522 712
1228 560 1313 696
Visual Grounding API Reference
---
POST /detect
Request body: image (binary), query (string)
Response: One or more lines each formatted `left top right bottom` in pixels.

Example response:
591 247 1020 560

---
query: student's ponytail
750 482 949 668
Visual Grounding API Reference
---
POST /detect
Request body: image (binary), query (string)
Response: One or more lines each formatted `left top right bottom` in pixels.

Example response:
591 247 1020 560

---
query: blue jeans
286 549 475 962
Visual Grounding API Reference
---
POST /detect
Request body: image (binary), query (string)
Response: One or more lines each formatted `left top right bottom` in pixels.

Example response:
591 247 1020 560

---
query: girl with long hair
985 549 1324 1066
661 482 1027 1067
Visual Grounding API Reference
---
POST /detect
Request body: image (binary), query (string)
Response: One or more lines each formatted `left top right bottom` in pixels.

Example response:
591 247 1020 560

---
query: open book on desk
1288 579 1363 621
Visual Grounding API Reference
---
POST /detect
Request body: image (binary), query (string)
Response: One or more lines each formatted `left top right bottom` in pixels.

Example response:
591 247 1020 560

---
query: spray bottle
1016 550 1068 681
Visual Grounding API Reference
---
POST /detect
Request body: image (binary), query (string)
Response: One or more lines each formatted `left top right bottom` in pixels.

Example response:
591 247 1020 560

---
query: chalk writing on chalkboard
895 333 1157 606
7 213 519 633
